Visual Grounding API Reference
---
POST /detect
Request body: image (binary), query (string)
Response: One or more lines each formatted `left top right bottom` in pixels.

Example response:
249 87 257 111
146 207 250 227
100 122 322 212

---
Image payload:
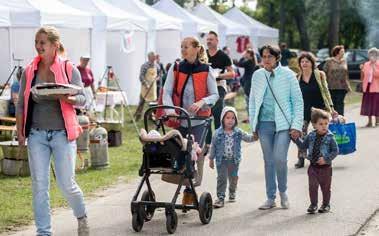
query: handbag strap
264 72 291 127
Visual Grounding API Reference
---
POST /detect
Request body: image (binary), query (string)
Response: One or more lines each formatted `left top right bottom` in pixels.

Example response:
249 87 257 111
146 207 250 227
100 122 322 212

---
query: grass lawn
0 86 362 233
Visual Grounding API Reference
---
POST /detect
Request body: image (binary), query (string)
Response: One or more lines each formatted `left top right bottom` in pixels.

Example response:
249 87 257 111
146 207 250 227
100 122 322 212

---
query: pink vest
23 56 82 141
361 61 379 93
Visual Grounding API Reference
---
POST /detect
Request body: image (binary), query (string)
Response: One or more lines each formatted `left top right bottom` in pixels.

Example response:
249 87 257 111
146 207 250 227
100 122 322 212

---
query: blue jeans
257 122 290 200
28 128 86 236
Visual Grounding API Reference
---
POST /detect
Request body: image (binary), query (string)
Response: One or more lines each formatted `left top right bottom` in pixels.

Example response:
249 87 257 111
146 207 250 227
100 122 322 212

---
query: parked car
316 48 330 63
317 48 368 80
345 49 368 80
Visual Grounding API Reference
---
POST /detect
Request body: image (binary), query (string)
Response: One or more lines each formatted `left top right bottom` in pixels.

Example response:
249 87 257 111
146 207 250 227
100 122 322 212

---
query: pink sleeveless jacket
23 55 82 141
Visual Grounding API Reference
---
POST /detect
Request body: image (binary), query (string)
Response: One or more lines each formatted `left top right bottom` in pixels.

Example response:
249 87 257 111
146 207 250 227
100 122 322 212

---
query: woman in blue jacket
249 45 304 210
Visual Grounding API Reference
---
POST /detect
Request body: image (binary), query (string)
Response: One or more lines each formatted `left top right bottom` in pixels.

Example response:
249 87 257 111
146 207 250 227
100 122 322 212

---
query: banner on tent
120 31 135 54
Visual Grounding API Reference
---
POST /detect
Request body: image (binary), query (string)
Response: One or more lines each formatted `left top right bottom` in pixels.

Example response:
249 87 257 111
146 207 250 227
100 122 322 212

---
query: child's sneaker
318 204 330 213
214 199 224 208
229 193 236 202
307 204 318 214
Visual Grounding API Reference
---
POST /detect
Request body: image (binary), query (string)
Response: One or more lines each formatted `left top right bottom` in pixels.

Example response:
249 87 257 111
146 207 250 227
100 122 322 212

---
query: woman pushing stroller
162 36 219 205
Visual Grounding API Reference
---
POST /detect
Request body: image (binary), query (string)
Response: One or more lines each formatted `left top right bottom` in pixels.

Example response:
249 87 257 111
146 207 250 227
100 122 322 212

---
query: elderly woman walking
249 45 304 210
360 47 379 127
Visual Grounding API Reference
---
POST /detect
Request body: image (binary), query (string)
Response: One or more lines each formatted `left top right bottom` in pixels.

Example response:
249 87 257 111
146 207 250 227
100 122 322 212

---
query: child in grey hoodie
208 106 256 208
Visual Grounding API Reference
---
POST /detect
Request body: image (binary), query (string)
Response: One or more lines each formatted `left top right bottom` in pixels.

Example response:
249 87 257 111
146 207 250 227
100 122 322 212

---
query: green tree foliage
252 0 366 50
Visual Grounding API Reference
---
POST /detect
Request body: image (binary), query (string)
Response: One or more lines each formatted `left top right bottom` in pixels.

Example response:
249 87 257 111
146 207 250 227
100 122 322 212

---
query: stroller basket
143 140 187 171
140 129 189 172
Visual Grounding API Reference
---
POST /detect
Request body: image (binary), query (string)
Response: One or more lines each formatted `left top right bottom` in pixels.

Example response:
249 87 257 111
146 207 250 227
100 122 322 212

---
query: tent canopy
192 4 249 37
0 0 92 28
0 6 10 27
61 0 148 31
224 7 279 39
152 0 216 37
106 0 182 31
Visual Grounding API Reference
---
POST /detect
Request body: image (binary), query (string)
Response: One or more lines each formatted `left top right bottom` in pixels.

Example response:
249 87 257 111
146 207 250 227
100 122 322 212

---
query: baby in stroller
140 129 202 170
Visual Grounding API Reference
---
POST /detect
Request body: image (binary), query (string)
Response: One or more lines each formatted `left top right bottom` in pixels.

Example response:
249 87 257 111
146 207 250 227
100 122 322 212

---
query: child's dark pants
308 164 332 206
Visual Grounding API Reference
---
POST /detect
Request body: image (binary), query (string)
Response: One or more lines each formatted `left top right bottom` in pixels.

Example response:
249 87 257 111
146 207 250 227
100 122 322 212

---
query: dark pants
206 86 226 145
298 121 310 159
308 165 332 206
330 89 347 116
178 124 208 187
134 95 146 121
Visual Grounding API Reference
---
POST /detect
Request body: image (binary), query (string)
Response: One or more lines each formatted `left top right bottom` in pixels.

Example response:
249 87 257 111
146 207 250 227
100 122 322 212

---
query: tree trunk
293 1 310 50
279 0 286 43
328 0 340 51
268 2 275 26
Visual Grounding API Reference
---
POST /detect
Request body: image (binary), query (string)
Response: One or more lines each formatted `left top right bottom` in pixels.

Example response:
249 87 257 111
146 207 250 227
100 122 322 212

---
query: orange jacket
23 56 82 141
172 61 211 117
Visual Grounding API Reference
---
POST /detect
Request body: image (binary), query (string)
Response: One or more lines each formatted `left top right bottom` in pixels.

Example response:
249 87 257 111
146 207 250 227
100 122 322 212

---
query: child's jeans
216 159 239 200
308 164 332 206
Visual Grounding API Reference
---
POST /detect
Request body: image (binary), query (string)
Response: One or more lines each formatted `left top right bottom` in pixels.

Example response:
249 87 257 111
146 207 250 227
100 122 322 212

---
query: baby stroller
131 105 213 234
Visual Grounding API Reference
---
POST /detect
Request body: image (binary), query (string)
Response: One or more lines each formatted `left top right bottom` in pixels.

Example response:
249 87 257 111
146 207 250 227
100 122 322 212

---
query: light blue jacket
249 65 304 132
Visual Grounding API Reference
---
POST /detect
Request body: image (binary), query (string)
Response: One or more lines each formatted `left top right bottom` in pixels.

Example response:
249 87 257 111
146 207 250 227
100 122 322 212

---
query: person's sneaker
258 199 276 210
307 204 318 214
77 216 89 236
280 192 290 209
229 193 236 202
182 190 195 206
294 158 304 168
213 199 224 208
318 204 330 213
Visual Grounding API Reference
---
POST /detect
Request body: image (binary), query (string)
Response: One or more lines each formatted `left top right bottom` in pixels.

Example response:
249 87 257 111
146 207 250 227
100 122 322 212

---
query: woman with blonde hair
360 47 379 127
16 26 88 236
163 36 219 205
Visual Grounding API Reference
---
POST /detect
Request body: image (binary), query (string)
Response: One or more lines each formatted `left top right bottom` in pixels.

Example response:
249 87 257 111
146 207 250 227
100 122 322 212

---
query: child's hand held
317 157 326 165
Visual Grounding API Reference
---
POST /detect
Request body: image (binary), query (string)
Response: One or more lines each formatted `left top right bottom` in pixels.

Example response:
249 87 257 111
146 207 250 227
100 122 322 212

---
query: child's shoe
318 204 330 213
229 193 236 202
307 204 318 214
214 199 224 208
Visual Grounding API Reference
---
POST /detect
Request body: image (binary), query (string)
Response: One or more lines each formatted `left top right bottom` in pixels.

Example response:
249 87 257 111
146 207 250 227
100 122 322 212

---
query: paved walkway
4 104 379 236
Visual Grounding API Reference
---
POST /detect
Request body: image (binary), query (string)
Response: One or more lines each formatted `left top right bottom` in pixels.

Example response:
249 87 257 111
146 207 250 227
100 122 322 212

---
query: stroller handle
144 105 192 131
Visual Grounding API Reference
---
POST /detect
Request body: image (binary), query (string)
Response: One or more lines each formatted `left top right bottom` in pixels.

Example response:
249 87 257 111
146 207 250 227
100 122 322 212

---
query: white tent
0 6 10 27
152 0 217 38
106 0 183 64
192 3 249 49
61 0 149 105
0 0 92 84
224 7 279 49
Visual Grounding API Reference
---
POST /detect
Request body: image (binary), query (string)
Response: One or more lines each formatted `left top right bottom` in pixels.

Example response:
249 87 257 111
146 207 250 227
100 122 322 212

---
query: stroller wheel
132 207 144 232
165 209 178 234
141 190 156 221
199 192 213 224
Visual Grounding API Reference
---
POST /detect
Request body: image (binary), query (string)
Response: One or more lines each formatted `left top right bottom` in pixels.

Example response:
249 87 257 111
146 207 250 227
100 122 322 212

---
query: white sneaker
78 216 89 236
258 199 276 210
280 192 290 209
